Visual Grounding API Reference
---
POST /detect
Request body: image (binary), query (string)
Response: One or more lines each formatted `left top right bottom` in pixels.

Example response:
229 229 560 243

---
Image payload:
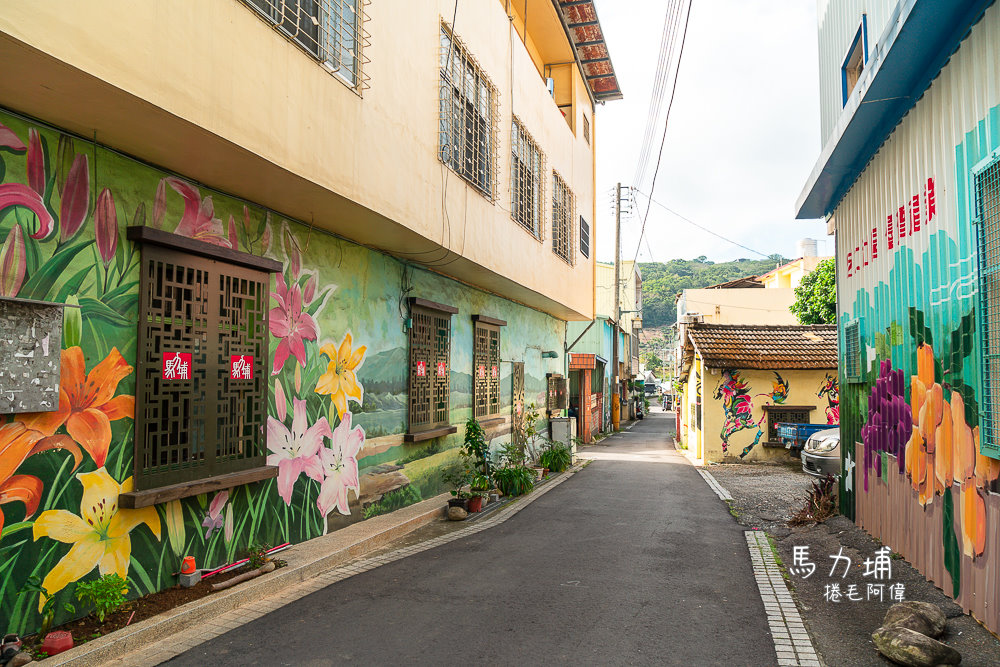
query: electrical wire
634 189 771 259
629 0 693 270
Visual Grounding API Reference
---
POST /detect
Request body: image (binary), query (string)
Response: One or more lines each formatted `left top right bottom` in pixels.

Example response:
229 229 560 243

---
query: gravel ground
702 461 1000 666
705 459 815 535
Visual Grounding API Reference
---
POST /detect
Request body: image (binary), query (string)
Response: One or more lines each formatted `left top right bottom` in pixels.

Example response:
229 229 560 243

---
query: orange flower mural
0 422 80 535
902 342 998 557
22 347 134 467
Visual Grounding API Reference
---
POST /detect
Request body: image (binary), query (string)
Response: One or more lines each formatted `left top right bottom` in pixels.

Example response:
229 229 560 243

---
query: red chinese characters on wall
163 352 191 380
230 355 253 380
847 177 935 278
416 361 426 377
436 361 446 378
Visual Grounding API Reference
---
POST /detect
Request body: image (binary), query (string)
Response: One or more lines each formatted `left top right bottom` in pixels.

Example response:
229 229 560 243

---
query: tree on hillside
644 352 663 374
790 258 836 324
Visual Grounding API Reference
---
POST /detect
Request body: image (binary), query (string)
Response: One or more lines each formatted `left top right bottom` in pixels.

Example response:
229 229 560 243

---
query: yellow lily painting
32 467 160 610
316 332 366 418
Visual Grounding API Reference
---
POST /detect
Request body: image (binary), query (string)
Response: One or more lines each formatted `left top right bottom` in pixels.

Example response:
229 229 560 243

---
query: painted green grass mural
0 109 565 634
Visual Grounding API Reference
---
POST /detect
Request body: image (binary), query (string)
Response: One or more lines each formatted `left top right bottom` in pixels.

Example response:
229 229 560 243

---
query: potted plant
444 465 473 510
468 473 490 512
492 441 535 497
539 442 572 473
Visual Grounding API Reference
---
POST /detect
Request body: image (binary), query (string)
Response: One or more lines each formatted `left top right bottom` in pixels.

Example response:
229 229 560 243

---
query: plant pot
489 492 500 503
448 497 469 510
468 495 484 513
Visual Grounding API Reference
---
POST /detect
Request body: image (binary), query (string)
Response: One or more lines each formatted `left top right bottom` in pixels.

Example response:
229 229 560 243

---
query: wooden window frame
473 315 506 424
405 297 459 442
121 227 281 508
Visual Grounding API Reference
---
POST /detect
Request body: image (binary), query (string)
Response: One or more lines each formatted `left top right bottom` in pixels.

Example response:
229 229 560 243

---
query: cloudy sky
593 0 830 264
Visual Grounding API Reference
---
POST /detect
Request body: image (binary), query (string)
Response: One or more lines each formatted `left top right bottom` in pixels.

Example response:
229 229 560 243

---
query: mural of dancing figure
714 370 789 458
817 373 840 425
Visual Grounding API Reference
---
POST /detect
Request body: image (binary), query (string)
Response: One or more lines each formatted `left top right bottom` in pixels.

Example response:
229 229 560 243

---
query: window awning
795 0 994 220
554 0 623 102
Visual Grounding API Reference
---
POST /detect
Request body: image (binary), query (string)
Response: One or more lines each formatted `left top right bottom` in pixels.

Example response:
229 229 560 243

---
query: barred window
552 171 575 265
844 319 862 383
242 0 368 90
511 119 544 239
440 25 498 200
473 316 505 421
975 158 1000 459
122 227 281 507
406 298 459 442
579 216 590 258
582 113 590 144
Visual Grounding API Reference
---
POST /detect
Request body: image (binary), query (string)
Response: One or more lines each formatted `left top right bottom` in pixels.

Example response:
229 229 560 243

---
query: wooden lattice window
512 361 525 448
473 315 505 421
406 298 459 441
124 227 280 506
546 373 567 416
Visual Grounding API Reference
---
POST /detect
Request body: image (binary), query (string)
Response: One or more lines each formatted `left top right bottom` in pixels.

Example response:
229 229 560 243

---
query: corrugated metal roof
685 324 838 370
555 0 623 102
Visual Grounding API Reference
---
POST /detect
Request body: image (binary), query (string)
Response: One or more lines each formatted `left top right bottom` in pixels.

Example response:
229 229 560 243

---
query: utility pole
611 182 622 431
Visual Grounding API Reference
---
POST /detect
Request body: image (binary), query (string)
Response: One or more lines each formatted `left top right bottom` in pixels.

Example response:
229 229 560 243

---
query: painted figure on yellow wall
714 370 789 458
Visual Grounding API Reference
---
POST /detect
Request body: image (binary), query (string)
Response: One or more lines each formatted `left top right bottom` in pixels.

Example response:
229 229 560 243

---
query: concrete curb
46 464 585 666
44 492 452 666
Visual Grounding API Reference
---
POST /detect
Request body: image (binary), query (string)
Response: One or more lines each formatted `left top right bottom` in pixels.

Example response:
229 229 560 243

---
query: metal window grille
766 407 812 444
582 113 590 144
439 24 499 200
844 319 862 383
511 118 545 239
579 216 590 258
408 303 454 433
134 245 270 490
240 0 370 91
473 321 501 419
551 171 575 265
975 157 1000 459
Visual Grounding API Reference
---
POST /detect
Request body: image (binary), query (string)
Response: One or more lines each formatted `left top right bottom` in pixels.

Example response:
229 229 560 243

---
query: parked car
801 427 841 477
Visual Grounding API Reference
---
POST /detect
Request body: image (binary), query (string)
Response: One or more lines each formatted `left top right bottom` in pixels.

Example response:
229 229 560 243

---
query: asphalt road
166 412 775 666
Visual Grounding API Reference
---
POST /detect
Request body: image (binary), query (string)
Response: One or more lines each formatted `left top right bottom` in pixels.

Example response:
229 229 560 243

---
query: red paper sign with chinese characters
436 361 446 378
416 361 426 377
491 365 498 379
163 352 191 380
477 365 485 379
230 355 253 380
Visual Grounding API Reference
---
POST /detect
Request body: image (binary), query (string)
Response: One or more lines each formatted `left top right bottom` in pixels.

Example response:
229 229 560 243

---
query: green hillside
639 256 788 328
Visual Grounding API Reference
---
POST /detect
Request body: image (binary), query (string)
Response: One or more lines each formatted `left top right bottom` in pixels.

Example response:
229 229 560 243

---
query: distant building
566 260 642 440
796 0 1000 634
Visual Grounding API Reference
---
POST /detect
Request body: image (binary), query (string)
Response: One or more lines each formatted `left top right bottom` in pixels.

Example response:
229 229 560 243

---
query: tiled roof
706 276 763 289
686 324 837 370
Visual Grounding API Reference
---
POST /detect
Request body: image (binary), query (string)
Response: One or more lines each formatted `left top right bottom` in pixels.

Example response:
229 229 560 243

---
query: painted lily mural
0 109 562 635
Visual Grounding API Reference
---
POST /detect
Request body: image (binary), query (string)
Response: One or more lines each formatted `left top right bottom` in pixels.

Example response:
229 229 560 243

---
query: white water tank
797 238 818 258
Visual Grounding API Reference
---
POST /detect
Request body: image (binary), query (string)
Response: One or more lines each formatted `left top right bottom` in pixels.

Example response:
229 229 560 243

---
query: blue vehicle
777 422 830 455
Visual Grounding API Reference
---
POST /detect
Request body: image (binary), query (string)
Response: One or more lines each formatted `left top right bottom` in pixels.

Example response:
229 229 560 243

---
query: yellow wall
679 355 704 460
679 288 798 325
759 256 832 290
700 367 835 464
0 0 597 320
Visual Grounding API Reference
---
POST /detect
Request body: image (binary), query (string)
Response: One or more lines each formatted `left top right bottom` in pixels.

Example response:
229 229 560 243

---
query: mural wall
0 109 565 633
836 100 1000 633
701 368 832 464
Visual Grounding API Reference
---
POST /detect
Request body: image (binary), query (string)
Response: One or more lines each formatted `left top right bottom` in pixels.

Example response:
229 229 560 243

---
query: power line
629 0 693 270
634 189 771 259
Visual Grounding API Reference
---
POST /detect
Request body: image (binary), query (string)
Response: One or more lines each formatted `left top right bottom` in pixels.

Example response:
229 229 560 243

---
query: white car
801 428 841 477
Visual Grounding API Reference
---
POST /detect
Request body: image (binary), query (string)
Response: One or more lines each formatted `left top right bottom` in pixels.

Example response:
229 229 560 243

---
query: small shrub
789 475 838 525
493 466 535 497
246 543 271 569
75 573 127 623
539 443 572 473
